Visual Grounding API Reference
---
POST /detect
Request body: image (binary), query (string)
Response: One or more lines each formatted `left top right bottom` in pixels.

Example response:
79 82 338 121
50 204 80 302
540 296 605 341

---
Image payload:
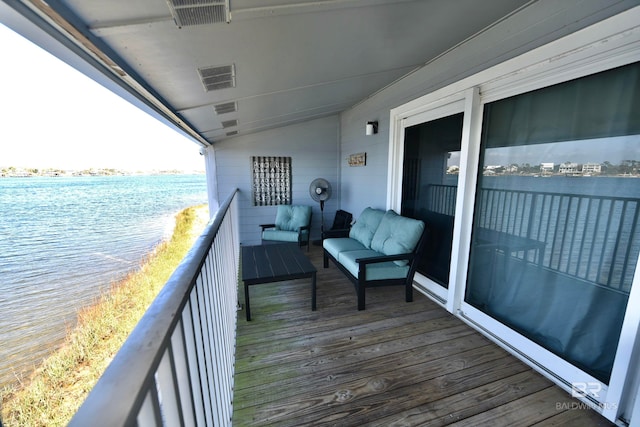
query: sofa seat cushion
262 228 308 242
323 237 367 260
349 207 385 248
275 205 312 231
338 249 410 281
371 210 425 266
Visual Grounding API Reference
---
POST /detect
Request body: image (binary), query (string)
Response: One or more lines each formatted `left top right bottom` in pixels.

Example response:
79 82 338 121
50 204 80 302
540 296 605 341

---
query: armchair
322 209 353 239
260 205 313 251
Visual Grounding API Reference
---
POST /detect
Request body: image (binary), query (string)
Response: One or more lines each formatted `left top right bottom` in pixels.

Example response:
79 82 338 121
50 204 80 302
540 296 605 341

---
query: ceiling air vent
214 101 237 115
226 131 238 136
167 0 229 27
198 64 235 91
221 119 238 128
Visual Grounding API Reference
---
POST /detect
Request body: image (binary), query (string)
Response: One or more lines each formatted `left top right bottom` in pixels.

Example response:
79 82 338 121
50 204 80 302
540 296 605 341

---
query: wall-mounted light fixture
365 121 378 136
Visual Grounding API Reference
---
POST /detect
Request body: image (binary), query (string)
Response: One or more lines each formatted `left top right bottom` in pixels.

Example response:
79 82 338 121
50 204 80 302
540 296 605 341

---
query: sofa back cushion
275 205 312 231
349 207 385 248
371 210 425 265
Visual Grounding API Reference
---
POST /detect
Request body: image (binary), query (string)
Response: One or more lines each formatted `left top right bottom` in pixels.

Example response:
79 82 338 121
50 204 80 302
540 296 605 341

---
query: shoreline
0 168 205 178
1 204 209 427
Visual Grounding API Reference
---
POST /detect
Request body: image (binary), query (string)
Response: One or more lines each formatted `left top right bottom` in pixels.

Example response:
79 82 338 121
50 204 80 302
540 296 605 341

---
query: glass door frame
389 93 479 308
387 8 640 423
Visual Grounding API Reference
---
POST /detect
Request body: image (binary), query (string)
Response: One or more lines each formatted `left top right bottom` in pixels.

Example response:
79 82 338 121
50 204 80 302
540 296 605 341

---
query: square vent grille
167 0 229 27
214 101 237 115
198 64 235 91
226 131 238 136
221 119 238 128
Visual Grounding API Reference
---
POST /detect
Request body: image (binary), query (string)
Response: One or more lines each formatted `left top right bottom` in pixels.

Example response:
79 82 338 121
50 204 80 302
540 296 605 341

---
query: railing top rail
427 183 640 203
69 188 239 426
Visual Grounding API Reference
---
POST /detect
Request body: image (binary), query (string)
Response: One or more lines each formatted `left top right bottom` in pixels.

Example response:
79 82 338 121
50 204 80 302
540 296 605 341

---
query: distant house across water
540 162 554 176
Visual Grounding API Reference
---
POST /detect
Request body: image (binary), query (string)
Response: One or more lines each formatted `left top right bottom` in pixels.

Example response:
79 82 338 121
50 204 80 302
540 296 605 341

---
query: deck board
233 245 614 426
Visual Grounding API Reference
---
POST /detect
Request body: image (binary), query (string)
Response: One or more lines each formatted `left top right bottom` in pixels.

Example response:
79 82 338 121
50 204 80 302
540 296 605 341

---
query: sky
0 24 204 172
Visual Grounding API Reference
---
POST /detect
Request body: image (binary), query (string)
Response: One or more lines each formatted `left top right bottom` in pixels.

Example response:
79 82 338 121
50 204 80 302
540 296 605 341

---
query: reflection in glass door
465 62 640 384
401 113 463 288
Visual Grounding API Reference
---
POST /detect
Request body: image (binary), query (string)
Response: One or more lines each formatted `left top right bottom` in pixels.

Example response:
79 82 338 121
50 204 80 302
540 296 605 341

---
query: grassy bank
1 204 209 427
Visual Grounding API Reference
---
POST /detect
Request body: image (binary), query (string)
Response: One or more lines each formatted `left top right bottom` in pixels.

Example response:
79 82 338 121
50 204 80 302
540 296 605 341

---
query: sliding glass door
465 62 640 385
401 112 463 290
390 13 640 421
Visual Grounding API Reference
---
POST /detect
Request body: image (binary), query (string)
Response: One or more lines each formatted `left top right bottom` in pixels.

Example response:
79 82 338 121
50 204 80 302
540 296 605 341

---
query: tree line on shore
0 166 204 177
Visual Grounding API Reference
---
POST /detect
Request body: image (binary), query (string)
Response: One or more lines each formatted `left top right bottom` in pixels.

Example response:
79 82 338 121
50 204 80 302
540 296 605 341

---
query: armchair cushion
348 207 385 248
275 205 312 231
371 210 426 266
261 228 307 243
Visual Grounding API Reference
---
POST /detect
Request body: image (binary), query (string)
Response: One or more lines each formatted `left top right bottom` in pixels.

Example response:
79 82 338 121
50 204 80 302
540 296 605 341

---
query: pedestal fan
309 178 332 239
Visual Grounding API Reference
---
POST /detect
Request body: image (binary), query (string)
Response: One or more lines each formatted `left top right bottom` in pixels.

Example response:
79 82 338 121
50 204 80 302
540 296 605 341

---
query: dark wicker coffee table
241 243 317 321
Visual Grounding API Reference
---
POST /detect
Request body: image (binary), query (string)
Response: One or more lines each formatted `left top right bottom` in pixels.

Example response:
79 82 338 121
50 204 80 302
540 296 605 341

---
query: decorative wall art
251 156 292 206
348 152 367 167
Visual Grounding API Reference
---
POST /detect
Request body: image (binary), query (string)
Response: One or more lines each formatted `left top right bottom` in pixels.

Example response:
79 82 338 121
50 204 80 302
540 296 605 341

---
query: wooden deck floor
233 244 613 426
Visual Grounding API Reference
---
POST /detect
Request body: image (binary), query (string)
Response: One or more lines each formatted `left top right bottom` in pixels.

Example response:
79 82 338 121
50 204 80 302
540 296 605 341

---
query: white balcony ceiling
3 0 531 146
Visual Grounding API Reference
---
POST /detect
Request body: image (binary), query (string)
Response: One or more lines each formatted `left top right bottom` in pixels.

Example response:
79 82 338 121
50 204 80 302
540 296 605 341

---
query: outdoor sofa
323 207 427 310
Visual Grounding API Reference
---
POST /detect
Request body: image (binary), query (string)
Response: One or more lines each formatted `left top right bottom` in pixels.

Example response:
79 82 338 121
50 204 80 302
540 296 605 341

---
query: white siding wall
339 112 390 217
213 115 340 245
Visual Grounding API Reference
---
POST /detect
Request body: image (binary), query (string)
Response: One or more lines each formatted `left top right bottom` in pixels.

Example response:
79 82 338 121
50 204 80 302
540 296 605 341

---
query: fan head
309 178 332 202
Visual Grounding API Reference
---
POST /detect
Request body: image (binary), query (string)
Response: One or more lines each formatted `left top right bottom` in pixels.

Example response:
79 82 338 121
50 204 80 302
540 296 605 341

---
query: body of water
481 174 640 198
0 174 207 388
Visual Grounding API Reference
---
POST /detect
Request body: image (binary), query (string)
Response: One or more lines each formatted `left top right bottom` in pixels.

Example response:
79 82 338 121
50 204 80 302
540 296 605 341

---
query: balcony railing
426 184 639 293
70 189 240 426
